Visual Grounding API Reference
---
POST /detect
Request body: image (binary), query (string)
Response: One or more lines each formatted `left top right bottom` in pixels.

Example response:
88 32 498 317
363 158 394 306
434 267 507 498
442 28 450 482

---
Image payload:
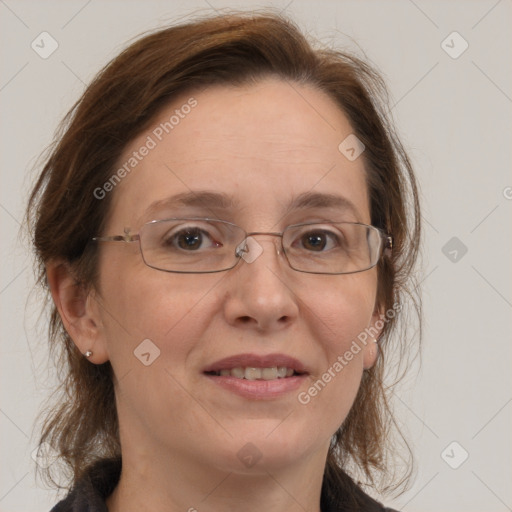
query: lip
205 374 306 400
203 353 309 400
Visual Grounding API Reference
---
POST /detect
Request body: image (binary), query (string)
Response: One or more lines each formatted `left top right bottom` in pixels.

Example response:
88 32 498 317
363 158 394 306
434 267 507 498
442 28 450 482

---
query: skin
48 78 383 512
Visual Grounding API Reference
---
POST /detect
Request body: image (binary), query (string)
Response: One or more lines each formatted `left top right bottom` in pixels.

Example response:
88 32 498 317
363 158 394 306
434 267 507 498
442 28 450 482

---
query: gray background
1 1 511 511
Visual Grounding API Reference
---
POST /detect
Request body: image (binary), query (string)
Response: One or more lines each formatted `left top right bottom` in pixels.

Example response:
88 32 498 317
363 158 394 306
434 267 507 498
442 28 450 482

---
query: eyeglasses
92 217 392 275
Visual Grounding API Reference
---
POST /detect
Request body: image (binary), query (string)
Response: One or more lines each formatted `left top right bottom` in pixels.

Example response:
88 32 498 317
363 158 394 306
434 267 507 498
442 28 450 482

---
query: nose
222 235 299 333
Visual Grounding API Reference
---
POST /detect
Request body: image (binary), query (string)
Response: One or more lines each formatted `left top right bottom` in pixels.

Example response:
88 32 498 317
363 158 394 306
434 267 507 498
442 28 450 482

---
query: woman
27 10 421 512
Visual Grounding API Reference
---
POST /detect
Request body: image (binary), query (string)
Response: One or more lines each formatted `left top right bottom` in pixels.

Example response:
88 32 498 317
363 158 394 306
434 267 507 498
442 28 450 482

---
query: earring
84 350 93 358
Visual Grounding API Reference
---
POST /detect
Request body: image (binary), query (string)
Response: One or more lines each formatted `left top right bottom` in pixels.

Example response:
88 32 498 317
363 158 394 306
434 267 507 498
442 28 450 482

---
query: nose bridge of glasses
237 231 284 260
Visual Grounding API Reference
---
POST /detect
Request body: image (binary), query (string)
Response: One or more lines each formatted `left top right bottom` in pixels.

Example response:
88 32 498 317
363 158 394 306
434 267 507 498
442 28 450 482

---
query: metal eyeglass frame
92 217 393 275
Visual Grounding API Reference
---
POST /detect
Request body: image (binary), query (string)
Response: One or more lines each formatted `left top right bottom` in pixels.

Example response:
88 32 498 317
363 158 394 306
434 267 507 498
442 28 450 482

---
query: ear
46 261 109 364
362 304 386 370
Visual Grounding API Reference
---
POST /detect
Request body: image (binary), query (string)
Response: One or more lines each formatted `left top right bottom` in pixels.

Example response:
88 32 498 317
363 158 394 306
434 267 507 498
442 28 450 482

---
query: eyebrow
140 190 361 223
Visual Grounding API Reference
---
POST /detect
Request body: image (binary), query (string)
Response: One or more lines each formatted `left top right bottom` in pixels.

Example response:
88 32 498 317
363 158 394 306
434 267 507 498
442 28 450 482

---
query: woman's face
91 78 382 472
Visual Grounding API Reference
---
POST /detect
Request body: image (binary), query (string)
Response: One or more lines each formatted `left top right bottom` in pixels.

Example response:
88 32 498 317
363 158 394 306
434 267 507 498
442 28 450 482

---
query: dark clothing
50 457 399 512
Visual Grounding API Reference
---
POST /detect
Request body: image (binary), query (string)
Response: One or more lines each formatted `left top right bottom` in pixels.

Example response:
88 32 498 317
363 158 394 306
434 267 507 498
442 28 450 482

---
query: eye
163 225 223 251
175 228 204 250
295 228 342 252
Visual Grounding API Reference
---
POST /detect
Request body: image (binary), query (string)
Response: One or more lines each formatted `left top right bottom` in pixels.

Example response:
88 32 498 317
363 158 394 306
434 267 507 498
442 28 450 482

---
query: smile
206 366 299 380
203 353 309 399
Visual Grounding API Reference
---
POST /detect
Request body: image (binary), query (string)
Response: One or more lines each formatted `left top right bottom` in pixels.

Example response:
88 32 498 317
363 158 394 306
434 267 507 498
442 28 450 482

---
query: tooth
261 367 278 380
218 366 295 380
231 367 245 378
277 367 287 378
245 367 262 380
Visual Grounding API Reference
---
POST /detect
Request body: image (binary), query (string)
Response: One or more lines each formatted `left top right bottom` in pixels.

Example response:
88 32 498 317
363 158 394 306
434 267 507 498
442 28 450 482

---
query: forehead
105 78 370 230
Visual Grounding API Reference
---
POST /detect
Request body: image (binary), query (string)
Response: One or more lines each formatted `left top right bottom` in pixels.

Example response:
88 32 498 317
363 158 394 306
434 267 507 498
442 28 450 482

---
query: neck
106 442 327 512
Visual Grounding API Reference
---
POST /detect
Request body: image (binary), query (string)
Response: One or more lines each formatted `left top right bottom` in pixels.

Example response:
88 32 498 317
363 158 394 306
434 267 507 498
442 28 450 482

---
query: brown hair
27 9 421 498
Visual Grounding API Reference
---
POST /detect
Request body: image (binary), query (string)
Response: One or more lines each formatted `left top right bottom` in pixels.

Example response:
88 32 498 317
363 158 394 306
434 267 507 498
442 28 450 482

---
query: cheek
97 260 223 367
97 269 224 440
309 272 377 354
297 273 377 421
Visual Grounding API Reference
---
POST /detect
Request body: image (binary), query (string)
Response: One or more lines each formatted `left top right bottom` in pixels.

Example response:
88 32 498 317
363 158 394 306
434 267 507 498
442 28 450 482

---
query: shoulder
321 466 400 512
50 458 121 512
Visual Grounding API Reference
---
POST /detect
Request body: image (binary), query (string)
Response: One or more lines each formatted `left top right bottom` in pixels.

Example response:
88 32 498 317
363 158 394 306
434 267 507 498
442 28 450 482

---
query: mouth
205 366 303 380
203 353 309 399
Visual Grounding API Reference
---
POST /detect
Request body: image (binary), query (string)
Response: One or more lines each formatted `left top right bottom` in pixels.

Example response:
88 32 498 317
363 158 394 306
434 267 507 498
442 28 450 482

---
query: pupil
178 230 201 250
304 233 325 251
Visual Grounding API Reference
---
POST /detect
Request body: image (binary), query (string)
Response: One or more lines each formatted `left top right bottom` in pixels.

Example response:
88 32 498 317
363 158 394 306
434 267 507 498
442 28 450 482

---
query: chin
205 419 329 474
